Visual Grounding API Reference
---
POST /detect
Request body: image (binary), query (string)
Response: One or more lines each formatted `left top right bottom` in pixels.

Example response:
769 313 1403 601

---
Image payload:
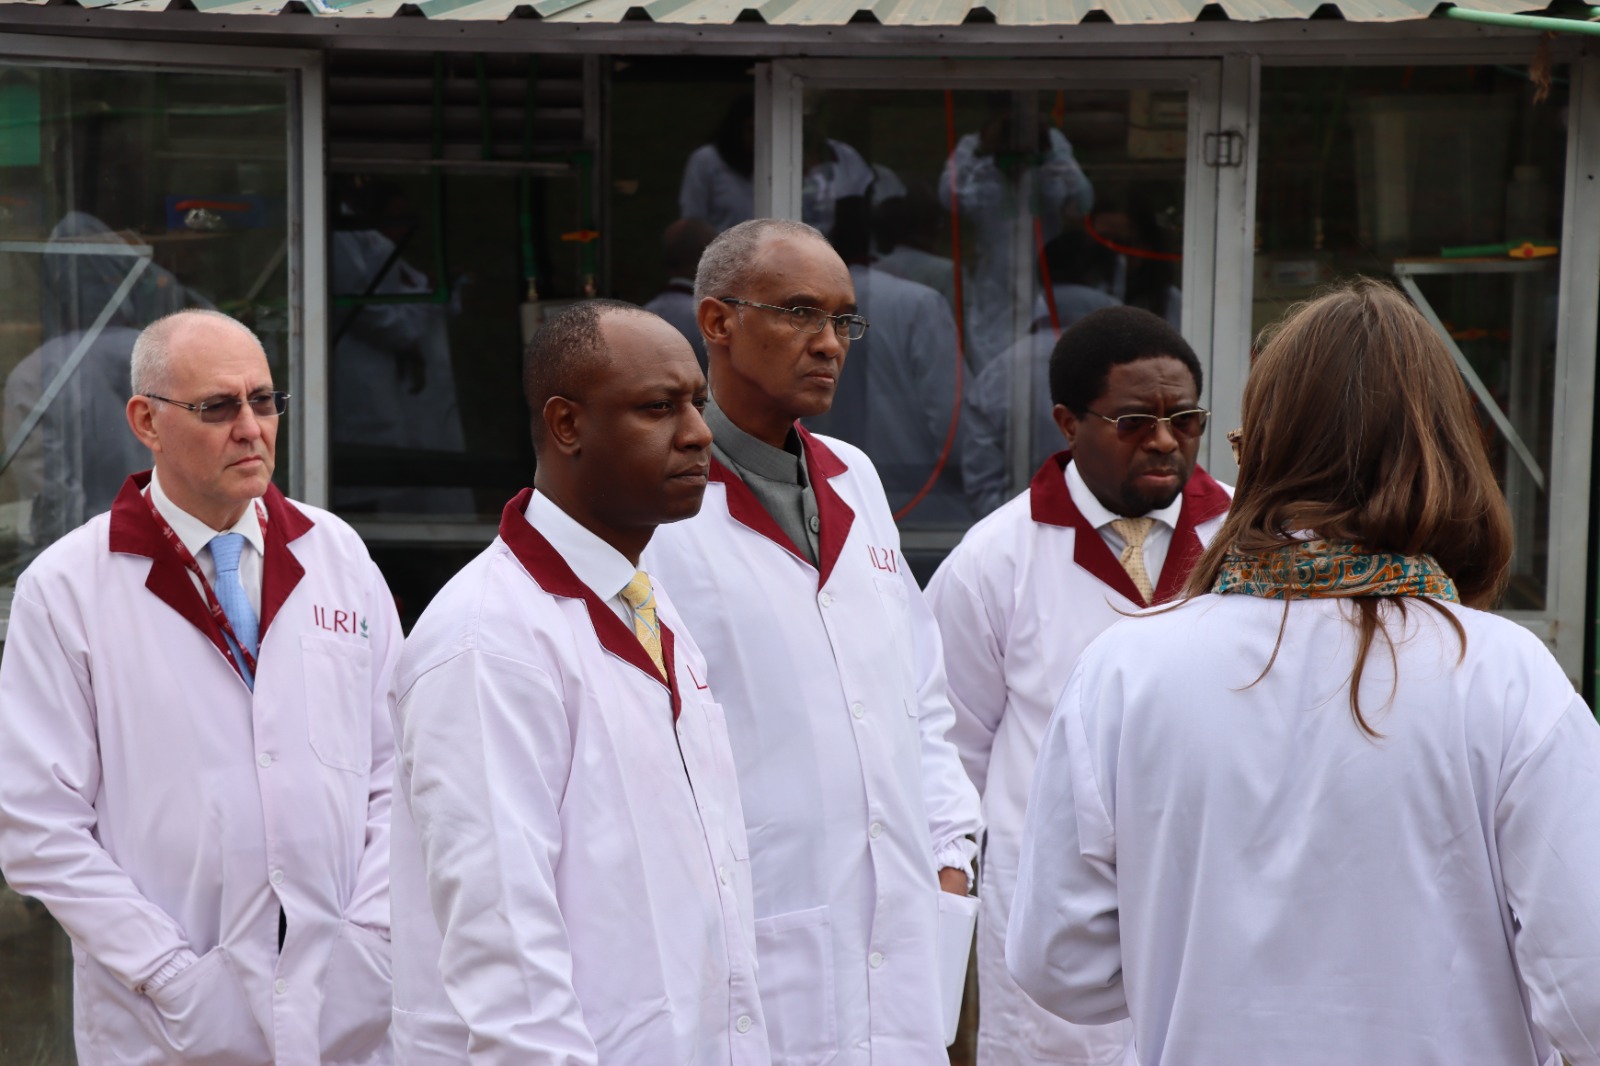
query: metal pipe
1444 7 1600 36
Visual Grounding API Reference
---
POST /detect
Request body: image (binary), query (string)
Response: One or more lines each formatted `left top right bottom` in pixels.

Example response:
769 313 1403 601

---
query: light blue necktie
208 532 259 690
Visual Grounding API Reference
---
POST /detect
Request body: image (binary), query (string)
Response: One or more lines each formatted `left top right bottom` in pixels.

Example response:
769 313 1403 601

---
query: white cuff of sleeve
933 836 978 885
140 948 200 995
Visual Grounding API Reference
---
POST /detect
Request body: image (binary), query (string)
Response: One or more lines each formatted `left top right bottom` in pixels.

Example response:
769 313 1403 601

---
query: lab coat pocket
302 635 374 773
144 946 271 1065
753 905 837 1065
318 921 393 1064
935 891 979 1047
870 574 918 713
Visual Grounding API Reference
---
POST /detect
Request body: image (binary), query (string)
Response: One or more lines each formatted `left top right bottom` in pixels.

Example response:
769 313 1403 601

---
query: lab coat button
736 1015 753 1034
718 866 730 885
869 952 884 969
851 702 865 719
257 753 272 768
274 979 286 995
819 592 833 607
270 869 284 886
869 821 883 839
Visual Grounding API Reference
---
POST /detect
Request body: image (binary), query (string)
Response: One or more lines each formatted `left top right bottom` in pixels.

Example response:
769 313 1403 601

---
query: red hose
893 90 966 522
1035 216 1061 335
1083 214 1182 263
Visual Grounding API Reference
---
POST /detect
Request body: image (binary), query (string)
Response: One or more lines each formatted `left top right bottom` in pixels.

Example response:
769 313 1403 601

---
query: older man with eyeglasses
0 308 401 1066
925 305 1232 1066
643 217 983 1065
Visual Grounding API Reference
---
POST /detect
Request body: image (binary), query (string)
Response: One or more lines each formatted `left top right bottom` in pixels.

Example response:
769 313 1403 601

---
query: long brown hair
1185 278 1514 736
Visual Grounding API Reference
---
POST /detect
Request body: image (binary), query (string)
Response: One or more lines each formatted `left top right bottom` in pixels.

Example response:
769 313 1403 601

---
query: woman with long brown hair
1005 279 1600 1064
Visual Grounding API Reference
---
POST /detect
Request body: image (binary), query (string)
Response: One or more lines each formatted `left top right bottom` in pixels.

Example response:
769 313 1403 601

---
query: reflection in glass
1254 66 1566 610
802 87 1189 531
330 175 471 516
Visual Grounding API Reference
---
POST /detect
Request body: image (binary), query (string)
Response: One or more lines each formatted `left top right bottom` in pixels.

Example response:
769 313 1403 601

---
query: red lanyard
144 490 268 679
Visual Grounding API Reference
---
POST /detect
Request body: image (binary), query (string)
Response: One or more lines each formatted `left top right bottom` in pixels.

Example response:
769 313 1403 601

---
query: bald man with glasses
925 306 1232 1066
0 308 401 1066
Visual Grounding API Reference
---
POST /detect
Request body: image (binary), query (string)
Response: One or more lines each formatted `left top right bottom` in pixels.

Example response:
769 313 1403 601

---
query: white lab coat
926 454 1229 1066
643 427 983 1066
1009 592 1600 1066
0 471 401 1066
388 489 768 1066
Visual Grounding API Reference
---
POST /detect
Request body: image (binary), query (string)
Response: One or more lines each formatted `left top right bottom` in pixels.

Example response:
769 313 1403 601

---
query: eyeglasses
1086 407 1209 442
147 391 290 424
720 298 869 341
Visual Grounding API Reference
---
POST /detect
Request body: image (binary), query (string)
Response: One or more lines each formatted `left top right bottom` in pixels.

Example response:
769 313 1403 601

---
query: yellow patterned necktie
1109 517 1156 604
619 570 666 679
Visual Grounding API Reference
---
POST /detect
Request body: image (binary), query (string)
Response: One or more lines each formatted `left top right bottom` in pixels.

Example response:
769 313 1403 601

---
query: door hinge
1204 129 1245 168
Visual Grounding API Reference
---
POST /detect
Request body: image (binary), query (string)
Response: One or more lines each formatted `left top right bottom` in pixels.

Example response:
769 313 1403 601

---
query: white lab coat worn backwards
0 471 402 1066
1009 592 1600 1066
926 453 1230 1066
643 426 984 1065
388 489 768 1066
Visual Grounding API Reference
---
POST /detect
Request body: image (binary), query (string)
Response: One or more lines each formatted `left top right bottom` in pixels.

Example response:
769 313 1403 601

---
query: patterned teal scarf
1214 539 1460 602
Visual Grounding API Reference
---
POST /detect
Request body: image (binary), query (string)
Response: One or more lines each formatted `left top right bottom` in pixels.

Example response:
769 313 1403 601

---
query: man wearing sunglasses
925 305 1231 1066
644 218 982 1065
0 308 401 1066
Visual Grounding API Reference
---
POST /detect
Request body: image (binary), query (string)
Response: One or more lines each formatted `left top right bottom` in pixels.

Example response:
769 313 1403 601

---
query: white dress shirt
526 489 634 626
1065 460 1180 585
147 469 265 617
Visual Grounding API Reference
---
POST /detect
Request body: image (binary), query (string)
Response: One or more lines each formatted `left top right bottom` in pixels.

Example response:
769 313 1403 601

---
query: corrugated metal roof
0 0 1554 27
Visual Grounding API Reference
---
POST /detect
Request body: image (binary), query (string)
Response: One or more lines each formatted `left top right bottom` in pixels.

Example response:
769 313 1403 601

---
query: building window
1255 64 1569 613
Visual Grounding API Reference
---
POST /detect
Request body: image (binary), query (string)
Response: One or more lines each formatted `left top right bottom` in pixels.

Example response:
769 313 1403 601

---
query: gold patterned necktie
619 570 666 679
1109 517 1156 604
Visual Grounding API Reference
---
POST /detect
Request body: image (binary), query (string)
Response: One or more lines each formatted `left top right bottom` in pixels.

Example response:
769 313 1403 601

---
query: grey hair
693 218 829 302
130 309 262 396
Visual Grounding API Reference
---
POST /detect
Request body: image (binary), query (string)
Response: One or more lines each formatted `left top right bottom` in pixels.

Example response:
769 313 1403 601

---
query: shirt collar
1065 459 1183 531
148 468 265 560
526 489 638 604
704 394 808 488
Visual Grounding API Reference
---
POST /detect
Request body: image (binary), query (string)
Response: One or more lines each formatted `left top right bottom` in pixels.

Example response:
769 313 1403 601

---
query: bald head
131 309 265 398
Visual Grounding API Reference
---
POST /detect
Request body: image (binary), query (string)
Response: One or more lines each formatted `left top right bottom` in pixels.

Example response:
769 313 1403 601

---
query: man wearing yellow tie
387 300 771 1066
925 305 1232 1066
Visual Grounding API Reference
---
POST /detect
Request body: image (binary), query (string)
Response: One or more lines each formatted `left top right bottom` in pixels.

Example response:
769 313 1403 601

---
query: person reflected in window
679 94 757 234
3 211 202 555
871 181 961 318
644 218 717 371
329 175 470 516
813 195 971 524
940 95 1095 370
678 94 901 237
962 228 1121 516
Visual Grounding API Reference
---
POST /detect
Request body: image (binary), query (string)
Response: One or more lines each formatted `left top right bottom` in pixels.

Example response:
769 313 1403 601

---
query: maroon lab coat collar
498 489 680 719
707 421 856 588
108 470 312 670
1028 451 1230 605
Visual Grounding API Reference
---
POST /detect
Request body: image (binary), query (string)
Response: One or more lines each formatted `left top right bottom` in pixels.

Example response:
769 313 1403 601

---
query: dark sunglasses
146 391 291 424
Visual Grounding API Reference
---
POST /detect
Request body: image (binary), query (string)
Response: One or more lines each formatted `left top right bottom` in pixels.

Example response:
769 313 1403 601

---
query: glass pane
1254 66 1567 611
327 53 596 523
0 59 295 1064
801 86 1190 549
0 63 293 584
